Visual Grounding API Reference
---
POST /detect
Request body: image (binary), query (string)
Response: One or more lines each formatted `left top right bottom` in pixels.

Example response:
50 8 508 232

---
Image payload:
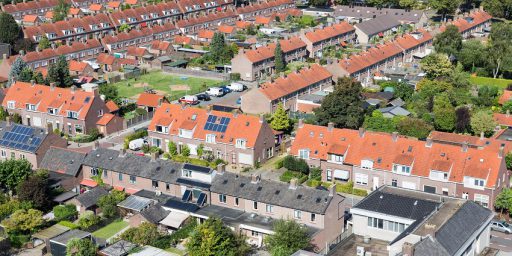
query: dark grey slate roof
210 172 337 214
353 190 439 220
50 229 91 246
0 121 48 153
40 147 86 177
354 14 401 36
413 236 450 256
378 106 411 117
435 201 493 255
334 5 425 23
83 148 183 185
99 240 137 256
140 204 170 224
75 186 109 208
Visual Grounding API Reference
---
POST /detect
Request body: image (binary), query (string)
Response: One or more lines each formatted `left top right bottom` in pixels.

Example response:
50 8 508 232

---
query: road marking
504 237 512 240
498 245 508 248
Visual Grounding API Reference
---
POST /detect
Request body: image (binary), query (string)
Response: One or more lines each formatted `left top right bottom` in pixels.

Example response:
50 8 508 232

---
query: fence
325 226 353 255
162 67 229 80
126 111 154 128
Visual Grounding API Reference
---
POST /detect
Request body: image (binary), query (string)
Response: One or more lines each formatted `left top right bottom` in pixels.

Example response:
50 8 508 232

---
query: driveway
490 231 512 252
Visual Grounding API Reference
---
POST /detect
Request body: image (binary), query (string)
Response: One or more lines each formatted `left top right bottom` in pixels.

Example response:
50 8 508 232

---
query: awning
159 211 190 229
80 179 98 188
126 188 141 194
333 169 350 180
113 186 124 191
341 41 347 47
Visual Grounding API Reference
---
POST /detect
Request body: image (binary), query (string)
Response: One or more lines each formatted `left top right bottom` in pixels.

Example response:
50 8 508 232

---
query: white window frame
294 210 302 219
219 194 226 203
266 204 273 213
206 134 216 144
7 101 16 109
298 149 309 160
236 139 247 149
355 173 368 185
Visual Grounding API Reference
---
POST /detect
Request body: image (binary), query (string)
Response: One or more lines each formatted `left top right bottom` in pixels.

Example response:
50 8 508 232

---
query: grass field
92 220 129 239
111 71 224 100
469 76 512 89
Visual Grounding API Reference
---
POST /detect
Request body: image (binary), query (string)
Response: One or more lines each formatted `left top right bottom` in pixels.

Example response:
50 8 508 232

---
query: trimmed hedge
282 155 309 174
279 170 305 183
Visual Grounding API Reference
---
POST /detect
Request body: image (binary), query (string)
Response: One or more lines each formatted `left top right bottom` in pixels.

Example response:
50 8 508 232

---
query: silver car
491 221 512 234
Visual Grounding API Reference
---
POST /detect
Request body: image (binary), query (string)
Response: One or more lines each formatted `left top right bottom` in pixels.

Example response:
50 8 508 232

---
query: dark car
196 93 211 101
219 85 232 94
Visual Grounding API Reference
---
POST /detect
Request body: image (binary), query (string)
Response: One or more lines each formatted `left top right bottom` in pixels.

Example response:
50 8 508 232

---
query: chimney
2 54 6 60
233 109 239 118
392 131 398 142
402 242 415 256
251 174 260 184
425 138 433 147
70 85 76 93
93 140 100 150
151 151 159 161
119 148 126 157
259 114 264 123
207 105 212 113
46 122 52 134
424 223 437 238
298 118 304 128
358 127 365 137
462 141 468 152
289 178 298 189
216 163 225 175
30 80 35 86
6 117 10 126
499 145 505 158
329 183 336 197
480 131 485 140
50 82 56 91
327 122 334 132
507 110 510 117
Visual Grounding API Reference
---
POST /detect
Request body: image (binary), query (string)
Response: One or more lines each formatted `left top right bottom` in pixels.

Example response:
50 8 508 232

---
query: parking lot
490 231 512 252
173 82 252 109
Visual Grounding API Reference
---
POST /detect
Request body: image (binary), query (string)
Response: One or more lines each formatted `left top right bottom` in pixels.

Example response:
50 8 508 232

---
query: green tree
77 211 101 230
505 152 512 170
98 190 126 218
394 82 414 101
168 141 178 156
265 219 310 256
18 67 34 82
0 159 32 192
53 204 78 221
483 0 512 19
458 40 487 71
0 13 21 46
10 113 22 124
434 25 463 57
274 41 285 73
429 0 463 20
420 53 453 79
53 0 70 22
270 103 291 132
16 172 51 210
494 188 512 218
118 24 131 33
487 23 512 78
7 57 27 87
186 217 249 256
399 0 416 9
1 209 44 233
363 110 400 133
314 77 364 129
0 107 8 121
66 238 96 256
397 117 433 139
470 110 497 137
121 222 161 246
37 35 51 50
0 199 32 221
99 84 119 102
47 55 73 87
181 144 190 157
455 106 471 133
433 93 455 131
474 85 499 107
209 32 226 64
309 0 328 6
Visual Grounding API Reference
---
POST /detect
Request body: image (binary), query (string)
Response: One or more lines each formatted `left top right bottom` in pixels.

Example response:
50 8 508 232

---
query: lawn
111 71 224 100
470 76 512 89
165 247 186 256
92 220 129 239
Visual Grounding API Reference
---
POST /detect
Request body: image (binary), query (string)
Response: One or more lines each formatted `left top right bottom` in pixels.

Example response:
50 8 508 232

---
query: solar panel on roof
196 193 206 206
182 190 192 202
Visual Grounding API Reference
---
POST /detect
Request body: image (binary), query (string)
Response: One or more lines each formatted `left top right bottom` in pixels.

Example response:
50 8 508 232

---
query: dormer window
429 170 448 181
361 159 373 169
474 179 485 187
7 101 15 109
235 139 247 149
298 149 309 160
48 108 58 115
393 164 411 175
67 111 78 119
75 27 84 33
156 125 169 134
206 134 216 144
182 169 192 177
329 154 343 163
26 104 36 111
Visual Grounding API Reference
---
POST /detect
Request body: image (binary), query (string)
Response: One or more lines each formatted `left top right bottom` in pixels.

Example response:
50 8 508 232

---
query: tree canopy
487 23 512 78
420 53 453 79
0 13 21 46
429 0 463 19
434 25 463 57
47 55 73 87
274 41 285 73
16 171 51 211
483 0 512 19
1 209 44 233
7 57 27 87
121 222 161 246
53 0 70 22
470 110 497 137
66 238 97 256
0 159 32 192
270 103 291 132
495 188 512 218
265 219 310 256
98 190 126 218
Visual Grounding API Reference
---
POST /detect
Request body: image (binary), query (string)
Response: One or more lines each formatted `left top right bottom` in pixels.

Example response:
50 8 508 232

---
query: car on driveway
206 87 224 97
178 95 199 105
196 93 211 101
219 85 232 94
227 82 245 92
491 221 512 234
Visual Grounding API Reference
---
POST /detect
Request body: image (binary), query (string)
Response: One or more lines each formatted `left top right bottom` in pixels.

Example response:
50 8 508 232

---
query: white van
227 82 245 92
178 95 199 105
206 87 224 97
129 138 145 151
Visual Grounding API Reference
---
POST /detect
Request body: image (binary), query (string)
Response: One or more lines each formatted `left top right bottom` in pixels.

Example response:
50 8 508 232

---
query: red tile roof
174 35 193 45
96 53 116 65
109 2 181 26
68 60 89 72
217 25 235 34
337 41 403 74
137 93 165 107
242 36 306 63
150 40 172 51
107 1 121 8
304 22 355 43
197 29 215 39
258 64 332 101
255 16 272 25
96 113 116 126
69 7 81 15
89 4 103 11
125 0 138 4
126 47 148 57
3 0 60 14
235 20 251 29
22 15 39 23
441 10 492 33
499 90 512 105
7 40 102 65
494 113 512 127
106 100 120 113
176 10 237 28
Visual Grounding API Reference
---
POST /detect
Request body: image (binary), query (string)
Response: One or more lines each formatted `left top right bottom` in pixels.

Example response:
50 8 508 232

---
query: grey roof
50 229 91 246
298 93 325 103
389 97 405 107
210 172 339 214
334 5 425 23
117 195 155 212
140 204 170 224
378 106 410 117
353 189 439 221
40 147 86 177
413 236 450 256
83 148 184 185
52 191 78 203
133 189 172 203
354 14 401 36
435 201 493 255
33 224 70 240
365 98 381 106
75 186 109 208
0 121 48 153
99 240 137 256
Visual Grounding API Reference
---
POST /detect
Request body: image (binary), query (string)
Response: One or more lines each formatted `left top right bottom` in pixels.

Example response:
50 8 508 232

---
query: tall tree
99 84 119 102
0 12 21 46
363 110 400 133
53 0 70 22
397 117 433 139
0 159 32 192
47 55 73 87
97 190 126 218
0 107 8 121
186 217 249 256
270 103 291 132
399 0 416 9
470 110 497 137
66 238 96 256
121 222 161 246
458 40 487 71
18 67 34 82
265 219 310 256
210 32 226 64
420 53 453 79
482 0 512 19
495 188 512 218
274 41 285 73
487 23 512 79
434 25 463 57
314 77 364 129
310 0 328 6
37 35 51 50
16 171 51 211
1 209 44 233
433 93 456 131
454 106 471 133
7 57 27 87
429 0 463 20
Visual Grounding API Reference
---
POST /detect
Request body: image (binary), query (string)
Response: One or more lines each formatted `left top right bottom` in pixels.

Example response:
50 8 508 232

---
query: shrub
78 211 101 230
230 73 241 81
181 144 190 157
53 204 77 221
168 141 178 156
71 128 102 143
282 156 309 174
309 168 322 181
279 170 304 183
275 157 284 169
58 220 79 229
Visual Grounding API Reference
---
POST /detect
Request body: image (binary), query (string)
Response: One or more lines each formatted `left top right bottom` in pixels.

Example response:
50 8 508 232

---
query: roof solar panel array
204 115 231 133
0 124 44 152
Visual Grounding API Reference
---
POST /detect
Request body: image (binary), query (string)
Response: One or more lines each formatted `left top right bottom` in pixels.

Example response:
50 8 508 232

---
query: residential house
101 24 178 53
334 5 428 28
96 53 121 72
241 64 332 114
236 0 294 20
105 100 120 115
88 3 104 14
68 186 109 213
2 81 111 135
441 10 492 39
148 103 276 166
22 14 43 26
96 113 125 136
393 30 433 62
290 123 510 209
354 15 401 44
147 40 173 56
109 2 182 28
71 0 110 8
231 36 307 81
136 93 167 112
68 60 94 77
177 0 234 18
106 1 121 10
494 112 512 127
176 10 238 34
67 7 83 18
499 90 512 105
196 30 215 44
126 47 152 65
40 147 87 191
299 22 355 58
1 0 60 20
345 186 493 256
49 230 93 256
0 121 67 169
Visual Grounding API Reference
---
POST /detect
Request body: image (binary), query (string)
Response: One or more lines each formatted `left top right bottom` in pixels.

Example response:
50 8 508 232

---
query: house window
442 188 449 196
67 111 78 119
156 125 169 134
253 201 258 210
355 173 368 185
19 154 25 159
129 175 136 184
361 159 373 169
118 173 123 181
219 194 227 203
166 183 170 190
206 134 216 143
294 210 302 219
266 147 274 158
474 194 489 208
152 180 159 188
299 149 309 160
391 179 397 187
48 108 58 115
326 170 332 181
75 125 83 134
235 197 239 206
152 138 161 147
103 170 108 178
98 109 104 117
26 104 36 111
183 169 192 177
474 179 485 187
7 101 15 109
311 213 316 222
266 204 273 213
462 192 469 199
0 150 5 158
251 230 260 237
236 139 247 149
330 154 343 163
91 168 99 176
10 152 14 159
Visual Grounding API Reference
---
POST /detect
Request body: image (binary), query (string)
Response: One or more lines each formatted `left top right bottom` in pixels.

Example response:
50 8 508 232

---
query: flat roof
50 229 91 246
33 224 70 240
118 195 154 212
99 240 137 256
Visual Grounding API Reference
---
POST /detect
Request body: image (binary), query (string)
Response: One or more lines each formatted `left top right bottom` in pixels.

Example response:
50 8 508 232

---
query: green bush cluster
279 170 305 183
58 220 79 230
282 156 309 174
71 128 102 143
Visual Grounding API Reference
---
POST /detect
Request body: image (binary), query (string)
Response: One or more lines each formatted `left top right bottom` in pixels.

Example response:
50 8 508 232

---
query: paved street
490 231 512 252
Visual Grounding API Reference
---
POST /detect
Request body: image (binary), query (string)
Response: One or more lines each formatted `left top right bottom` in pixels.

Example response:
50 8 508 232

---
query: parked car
196 93 211 101
227 82 244 92
206 87 224 97
178 95 199 105
219 85 232 94
491 221 512 234
236 98 241 104
129 138 145 151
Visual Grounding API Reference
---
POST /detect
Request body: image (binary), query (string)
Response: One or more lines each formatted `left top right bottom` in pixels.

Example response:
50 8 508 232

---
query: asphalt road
490 231 512 252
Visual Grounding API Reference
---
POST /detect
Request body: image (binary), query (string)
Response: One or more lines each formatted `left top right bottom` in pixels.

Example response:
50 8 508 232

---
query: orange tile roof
148 103 269 148
243 36 306 63
441 10 492 33
494 113 512 127
125 0 137 4
106 100 120 113
137 93 165 107
89 3 103 11
304 22 355 43
22 14 39 23
290 124 506 189
429 131 485 147
150 40 172 51
499 90 512 105
297 102 319 113
3 82 98 120
235 20 251 29
258 64 332 101
45 11 54 19
107 1 121 8
337 41 403 74
174 35 193 45
69 7 80 15
393 30 433 51
197 29 215 39
68 60 89 72
96 113 115 126
96 53 116 65
126 47 148 57
255 16 271 25
217 25 235 34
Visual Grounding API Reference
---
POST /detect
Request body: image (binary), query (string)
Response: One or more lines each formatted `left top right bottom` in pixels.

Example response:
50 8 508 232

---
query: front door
373 177 379 190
